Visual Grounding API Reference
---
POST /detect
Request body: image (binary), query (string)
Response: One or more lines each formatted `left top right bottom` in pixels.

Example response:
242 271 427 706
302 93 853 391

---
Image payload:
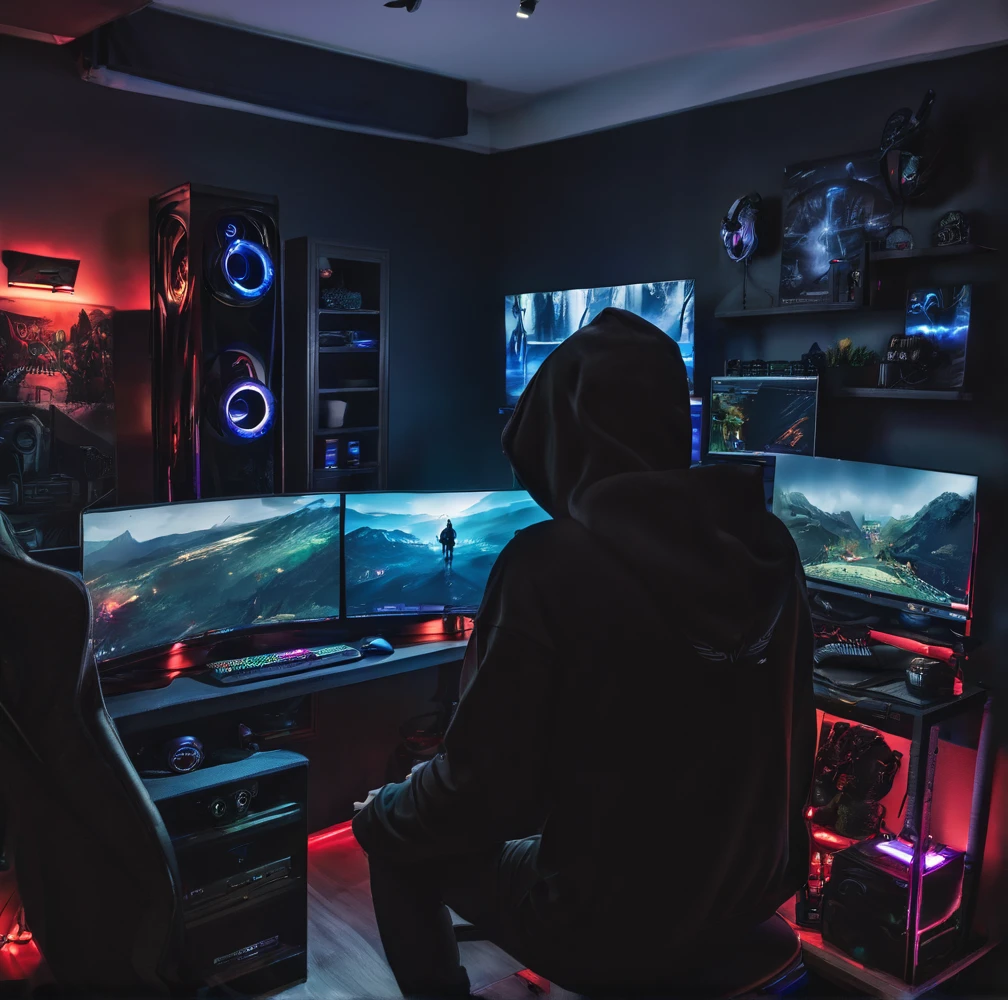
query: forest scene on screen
345 491 548 616
83 496 341 662
773 456 976 609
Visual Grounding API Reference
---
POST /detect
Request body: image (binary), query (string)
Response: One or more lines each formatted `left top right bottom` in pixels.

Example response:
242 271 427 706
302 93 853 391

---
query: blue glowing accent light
221 379 275 440
222 239 274 299
225 222 238 239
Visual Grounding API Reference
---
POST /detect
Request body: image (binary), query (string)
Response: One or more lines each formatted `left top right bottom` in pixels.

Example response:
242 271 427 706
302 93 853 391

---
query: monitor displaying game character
82 494 341 663
344 490 549 617
505 280 695 405
709 376 818 457
773 455 977 620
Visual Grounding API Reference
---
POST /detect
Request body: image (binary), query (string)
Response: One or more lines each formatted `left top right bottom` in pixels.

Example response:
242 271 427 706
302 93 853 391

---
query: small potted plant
821 338 880 390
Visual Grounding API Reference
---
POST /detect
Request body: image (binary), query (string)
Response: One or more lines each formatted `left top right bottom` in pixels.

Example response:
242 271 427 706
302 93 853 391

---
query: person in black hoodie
353 308 816 997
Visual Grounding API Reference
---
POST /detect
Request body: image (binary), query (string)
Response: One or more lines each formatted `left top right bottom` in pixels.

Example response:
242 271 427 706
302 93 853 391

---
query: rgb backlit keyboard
208 644 362 685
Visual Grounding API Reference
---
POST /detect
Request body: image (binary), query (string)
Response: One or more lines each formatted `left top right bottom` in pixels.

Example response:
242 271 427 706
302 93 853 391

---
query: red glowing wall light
2 250 79 294
307 820 356 849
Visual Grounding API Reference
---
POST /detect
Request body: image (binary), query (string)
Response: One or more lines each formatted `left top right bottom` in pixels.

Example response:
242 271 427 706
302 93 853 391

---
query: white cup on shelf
325 399 348 428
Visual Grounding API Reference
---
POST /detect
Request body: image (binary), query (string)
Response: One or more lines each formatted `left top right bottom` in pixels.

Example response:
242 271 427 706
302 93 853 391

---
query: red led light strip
867 630 956 663
307 820 356 848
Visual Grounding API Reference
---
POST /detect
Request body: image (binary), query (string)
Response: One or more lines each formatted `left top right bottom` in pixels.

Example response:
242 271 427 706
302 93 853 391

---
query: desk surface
106 639 468 735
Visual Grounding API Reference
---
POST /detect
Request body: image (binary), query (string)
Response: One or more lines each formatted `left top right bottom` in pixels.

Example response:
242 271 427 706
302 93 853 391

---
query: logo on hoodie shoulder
692 604 783 665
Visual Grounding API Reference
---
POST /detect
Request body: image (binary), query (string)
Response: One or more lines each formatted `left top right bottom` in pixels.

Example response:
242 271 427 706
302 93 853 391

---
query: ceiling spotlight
384 0 422 10
517 0 537 18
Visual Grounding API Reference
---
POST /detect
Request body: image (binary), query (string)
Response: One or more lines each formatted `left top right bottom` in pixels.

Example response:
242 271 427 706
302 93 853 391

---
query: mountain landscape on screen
83 497 341 661
345 491 548 616
774 487 974 607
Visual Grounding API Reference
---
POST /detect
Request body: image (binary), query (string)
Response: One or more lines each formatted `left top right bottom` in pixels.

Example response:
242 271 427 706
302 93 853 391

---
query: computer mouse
359 636 394 656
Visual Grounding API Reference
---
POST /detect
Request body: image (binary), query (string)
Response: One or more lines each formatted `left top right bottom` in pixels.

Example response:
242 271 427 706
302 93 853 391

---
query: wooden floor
279 827 525 999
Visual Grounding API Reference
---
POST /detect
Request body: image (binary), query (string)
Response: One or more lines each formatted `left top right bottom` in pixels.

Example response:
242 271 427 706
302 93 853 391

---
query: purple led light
875 840 946 870
279 648 311 660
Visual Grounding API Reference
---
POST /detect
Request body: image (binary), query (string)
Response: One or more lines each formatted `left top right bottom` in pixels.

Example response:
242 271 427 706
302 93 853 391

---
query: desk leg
904 720 939 984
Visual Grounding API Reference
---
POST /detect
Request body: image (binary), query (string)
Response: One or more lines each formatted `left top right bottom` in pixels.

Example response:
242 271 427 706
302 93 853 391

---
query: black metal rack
792 673 996 993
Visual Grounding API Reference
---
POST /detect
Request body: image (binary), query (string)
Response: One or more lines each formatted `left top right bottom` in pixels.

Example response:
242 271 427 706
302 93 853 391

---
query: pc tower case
151 184 281 500
821 837 964 980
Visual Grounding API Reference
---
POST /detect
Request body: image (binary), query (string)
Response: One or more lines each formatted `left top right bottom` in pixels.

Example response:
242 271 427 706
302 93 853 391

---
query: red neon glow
812 829 852 848
867 630 955 663
7 281 74 294
307 820 356 848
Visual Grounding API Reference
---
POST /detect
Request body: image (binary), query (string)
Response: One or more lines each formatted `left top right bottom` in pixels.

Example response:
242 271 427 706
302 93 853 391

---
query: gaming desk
105 639 468 736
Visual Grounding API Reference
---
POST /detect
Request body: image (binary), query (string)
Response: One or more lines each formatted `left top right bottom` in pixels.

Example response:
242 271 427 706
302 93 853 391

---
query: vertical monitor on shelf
82 494 342 664
344 490 549 617
772 455 977 621
504 280 695 405
709 376 818 457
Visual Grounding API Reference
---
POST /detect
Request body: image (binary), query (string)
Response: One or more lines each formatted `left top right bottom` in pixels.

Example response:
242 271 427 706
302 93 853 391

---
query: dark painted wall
489 46 1008 662
489 44 1008 937
0 35 501 494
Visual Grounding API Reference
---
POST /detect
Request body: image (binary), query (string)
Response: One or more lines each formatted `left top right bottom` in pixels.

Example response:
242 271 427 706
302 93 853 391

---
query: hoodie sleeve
352 539 556 862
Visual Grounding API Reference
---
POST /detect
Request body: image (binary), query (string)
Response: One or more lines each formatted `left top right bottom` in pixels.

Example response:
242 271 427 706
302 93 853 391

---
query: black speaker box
144 750 308 994
150 183 281 500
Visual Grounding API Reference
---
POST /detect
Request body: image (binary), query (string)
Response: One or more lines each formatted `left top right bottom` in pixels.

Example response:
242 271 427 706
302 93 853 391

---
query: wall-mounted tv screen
345 490 549 617
690 396 702 465
504 280 695 406
773 455 977 620
709 376 818 457
82 495 341 663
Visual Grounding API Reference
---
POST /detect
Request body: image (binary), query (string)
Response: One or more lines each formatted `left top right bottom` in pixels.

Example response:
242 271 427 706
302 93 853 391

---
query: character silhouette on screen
439 519 457 564
509 298 527 366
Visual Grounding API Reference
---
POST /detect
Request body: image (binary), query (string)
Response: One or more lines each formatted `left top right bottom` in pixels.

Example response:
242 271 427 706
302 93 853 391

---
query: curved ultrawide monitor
345 490 549 617
772 455 977 620
82 494 341 663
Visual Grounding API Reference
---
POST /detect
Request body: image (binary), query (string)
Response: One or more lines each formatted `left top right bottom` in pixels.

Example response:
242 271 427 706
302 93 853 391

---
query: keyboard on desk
208 643 362 685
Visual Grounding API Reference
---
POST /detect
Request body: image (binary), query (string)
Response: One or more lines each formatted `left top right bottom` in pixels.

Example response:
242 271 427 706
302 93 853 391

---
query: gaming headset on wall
721 192 762 263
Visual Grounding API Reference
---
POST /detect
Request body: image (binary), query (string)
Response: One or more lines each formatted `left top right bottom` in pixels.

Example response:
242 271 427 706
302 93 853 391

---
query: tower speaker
151 183 281 500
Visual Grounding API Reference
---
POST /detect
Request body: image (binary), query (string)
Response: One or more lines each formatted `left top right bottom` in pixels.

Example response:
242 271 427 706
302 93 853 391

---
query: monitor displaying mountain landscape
82 495 341 663
344 491 549 617
773 455 977 616
505 280 695 405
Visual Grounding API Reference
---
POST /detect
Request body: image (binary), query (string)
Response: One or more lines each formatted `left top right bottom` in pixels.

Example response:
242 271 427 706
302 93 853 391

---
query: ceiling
149 0 1008 149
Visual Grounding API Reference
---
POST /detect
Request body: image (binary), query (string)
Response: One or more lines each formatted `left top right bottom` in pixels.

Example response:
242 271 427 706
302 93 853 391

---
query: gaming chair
0 513 185 993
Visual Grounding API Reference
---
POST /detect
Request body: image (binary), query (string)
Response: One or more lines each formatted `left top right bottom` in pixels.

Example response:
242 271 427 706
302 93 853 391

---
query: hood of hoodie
502 307 797 655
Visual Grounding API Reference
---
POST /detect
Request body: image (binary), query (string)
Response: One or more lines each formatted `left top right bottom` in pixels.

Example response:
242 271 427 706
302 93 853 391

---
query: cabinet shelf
314 426 379 436
284 238 388 492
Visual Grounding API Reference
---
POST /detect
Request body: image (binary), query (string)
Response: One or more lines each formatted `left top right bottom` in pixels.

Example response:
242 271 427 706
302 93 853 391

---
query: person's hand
353 786 383 812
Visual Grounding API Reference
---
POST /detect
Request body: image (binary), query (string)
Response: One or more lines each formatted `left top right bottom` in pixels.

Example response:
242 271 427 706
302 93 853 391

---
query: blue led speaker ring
222 239 274 300
220 379 275 440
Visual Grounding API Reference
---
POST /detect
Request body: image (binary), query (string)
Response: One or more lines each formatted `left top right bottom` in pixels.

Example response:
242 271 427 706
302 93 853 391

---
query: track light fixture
384 0 422 10
517 0 537 18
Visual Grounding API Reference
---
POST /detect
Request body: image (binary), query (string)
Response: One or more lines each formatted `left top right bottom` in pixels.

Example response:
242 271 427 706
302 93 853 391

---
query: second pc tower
151 183 281 500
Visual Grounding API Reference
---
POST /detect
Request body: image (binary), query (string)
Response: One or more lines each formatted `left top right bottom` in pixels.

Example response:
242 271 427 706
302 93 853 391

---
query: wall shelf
715 301 863 319
318 347 379 354
318 386 379 394
318 308 381 316
870 244 997 262
832 388 972 401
